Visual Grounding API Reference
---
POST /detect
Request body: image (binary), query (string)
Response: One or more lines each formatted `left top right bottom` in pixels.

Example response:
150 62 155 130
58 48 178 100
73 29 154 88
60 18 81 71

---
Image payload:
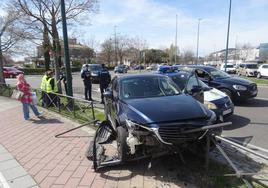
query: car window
262 65 268 69
170 74 189 90
246 64 257 69
120 76 180 99
186 75 199 93
195 69 210 80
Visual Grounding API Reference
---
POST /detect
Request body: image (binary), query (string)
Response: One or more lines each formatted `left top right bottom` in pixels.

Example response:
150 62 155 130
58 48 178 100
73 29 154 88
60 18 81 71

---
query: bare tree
0 7 28 84
100 38 114 66
182 50 195 64
13 0 98 92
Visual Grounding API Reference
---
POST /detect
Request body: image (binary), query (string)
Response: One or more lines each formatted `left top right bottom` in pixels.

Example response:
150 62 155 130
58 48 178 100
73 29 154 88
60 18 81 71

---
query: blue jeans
22 103 40 120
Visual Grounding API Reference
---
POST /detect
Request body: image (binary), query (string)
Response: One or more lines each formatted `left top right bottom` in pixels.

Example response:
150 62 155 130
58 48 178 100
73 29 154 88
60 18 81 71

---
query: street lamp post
60 0 73 96
224 0 232 72
196 18 202 65
114 25 118 65
175 14 178 65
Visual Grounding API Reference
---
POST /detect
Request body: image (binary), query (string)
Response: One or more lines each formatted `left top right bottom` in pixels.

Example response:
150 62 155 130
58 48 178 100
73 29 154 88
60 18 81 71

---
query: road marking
255 97 268 101
0 172 10 188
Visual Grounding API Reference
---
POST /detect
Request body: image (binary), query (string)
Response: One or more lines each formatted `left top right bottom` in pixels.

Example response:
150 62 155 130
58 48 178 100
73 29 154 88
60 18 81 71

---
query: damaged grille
157 122 207 144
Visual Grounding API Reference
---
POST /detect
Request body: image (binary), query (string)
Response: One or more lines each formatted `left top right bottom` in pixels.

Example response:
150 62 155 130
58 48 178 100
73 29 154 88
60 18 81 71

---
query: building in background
259 43 268 62
27 38 95 67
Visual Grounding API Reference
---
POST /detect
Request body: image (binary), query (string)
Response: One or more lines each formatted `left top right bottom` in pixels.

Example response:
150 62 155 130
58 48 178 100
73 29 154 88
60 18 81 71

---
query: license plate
223 108 232 115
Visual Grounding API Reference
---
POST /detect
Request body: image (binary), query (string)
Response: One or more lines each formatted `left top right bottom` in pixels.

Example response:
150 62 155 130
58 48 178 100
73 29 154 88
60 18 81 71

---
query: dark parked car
160 70 234 118
81 64 109 84
103 74 219 161
183 65 258 102
134 65 144 70
3 67 24 78
114 65 127 74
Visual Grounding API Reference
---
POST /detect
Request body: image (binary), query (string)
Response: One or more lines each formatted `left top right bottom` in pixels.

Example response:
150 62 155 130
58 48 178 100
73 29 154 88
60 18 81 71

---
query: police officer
81 64 93 101
99 64 111 104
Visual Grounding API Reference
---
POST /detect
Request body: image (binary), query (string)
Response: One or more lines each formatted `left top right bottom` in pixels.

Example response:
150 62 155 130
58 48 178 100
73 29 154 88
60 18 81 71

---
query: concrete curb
0 145 39 188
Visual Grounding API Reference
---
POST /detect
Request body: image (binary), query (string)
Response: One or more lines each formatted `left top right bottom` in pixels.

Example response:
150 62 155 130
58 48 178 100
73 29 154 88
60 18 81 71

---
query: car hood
216 76 253 85
204 88 227 102
121 94 211 125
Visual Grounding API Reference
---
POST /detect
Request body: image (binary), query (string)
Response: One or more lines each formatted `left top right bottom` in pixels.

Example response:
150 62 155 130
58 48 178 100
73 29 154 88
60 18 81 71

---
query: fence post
73 98 76 118
91 101 95 120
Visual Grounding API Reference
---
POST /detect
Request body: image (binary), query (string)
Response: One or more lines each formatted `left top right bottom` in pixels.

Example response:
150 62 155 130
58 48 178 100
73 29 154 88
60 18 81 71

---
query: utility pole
114 25 118 65
175 14 178 65
224 0 232 72
61 0 73 96
196 18 202 65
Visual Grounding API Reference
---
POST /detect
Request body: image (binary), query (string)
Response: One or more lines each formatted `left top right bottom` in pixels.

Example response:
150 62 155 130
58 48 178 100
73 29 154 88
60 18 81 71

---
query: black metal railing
0 83 104 124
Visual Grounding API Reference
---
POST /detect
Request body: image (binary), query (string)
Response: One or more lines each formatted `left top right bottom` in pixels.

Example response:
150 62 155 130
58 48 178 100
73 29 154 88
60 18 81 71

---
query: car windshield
89 65 102 71
246 64 257 69
120 76 181 99
208 69 231 79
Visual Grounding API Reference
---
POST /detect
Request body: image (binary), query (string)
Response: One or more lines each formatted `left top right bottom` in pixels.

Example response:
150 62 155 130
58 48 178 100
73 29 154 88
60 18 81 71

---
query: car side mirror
104 90 113 99
191 85 203 94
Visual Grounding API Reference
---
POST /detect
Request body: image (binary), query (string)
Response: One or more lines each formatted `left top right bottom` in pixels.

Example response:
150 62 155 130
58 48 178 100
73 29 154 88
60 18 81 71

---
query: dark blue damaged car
103 74 221 161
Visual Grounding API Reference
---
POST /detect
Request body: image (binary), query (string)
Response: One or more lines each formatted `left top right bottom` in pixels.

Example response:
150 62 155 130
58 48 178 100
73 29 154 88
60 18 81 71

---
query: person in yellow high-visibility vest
46 71 59 107
40 71 49 107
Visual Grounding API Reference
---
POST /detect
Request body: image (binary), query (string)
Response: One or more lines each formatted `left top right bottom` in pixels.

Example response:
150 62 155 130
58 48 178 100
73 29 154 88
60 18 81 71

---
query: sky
75 0 268 56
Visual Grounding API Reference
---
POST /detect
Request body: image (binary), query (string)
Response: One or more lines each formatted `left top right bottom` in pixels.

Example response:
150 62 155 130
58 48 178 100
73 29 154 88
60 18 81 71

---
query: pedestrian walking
81 64 93 101
99 64 111 104
17 74 42 120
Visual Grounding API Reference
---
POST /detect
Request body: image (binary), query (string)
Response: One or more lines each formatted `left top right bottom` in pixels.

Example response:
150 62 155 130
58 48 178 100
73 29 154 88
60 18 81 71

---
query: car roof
116 73 168 80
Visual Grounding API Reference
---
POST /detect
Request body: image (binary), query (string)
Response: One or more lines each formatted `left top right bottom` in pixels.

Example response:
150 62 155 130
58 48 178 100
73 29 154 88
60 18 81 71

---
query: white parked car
257 64 268 78
220 63 236 74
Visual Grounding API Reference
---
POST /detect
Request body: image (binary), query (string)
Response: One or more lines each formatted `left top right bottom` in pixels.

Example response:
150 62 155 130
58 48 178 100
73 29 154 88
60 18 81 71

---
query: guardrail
0 83 104 124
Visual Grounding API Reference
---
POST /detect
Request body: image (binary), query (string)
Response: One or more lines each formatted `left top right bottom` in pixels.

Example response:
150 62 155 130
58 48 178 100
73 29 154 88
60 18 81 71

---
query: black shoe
88 98 93 101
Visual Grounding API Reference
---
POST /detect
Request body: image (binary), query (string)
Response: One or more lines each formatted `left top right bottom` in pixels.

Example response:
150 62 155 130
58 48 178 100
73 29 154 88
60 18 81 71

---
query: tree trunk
43 25 51 71
0 37 6 84
51 12 62 94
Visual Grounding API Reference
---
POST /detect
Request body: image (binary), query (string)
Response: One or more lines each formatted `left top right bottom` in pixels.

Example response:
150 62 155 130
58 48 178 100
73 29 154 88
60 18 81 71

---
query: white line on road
0 172 10 188
255 97 268 101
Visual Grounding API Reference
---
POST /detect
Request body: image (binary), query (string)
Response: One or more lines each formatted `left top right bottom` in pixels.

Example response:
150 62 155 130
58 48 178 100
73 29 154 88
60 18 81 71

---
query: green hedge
19 67 81 75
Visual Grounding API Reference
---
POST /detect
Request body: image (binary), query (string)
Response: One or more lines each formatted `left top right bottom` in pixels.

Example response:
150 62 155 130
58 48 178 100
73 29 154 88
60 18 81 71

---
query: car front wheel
116 126 128 162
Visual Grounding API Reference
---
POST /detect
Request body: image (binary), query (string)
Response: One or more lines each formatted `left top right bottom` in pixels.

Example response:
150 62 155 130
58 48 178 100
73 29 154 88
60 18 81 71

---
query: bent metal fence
0 83 104 124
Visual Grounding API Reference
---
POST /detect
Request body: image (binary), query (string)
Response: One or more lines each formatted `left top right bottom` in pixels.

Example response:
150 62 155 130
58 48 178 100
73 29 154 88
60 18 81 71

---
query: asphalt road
6 73 268 150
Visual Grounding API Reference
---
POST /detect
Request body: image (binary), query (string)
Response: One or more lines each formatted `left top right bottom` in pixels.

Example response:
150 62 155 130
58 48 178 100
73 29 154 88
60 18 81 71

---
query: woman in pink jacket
17 74 41 120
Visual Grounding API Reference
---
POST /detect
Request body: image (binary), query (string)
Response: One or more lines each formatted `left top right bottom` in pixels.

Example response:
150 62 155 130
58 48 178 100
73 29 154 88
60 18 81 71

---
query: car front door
185 73 204 103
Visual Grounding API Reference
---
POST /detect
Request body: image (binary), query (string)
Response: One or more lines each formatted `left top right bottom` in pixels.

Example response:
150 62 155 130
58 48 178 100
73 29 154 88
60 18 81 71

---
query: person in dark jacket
99 64 111 104
81 64 93 101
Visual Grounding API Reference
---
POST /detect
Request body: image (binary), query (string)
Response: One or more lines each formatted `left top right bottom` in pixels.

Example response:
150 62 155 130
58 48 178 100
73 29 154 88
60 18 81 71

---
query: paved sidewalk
0 96 195 188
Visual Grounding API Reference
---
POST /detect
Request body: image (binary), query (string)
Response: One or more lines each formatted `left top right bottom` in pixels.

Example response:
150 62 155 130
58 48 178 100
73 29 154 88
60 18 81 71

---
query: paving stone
8 175 37 188
0 153 13 162
1 166 28 181
0 160 20 171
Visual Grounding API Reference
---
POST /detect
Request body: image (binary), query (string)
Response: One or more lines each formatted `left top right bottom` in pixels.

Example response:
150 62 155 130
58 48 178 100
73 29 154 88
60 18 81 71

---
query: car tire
220 89 232 101
257 73 262 79
116 126 128 162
